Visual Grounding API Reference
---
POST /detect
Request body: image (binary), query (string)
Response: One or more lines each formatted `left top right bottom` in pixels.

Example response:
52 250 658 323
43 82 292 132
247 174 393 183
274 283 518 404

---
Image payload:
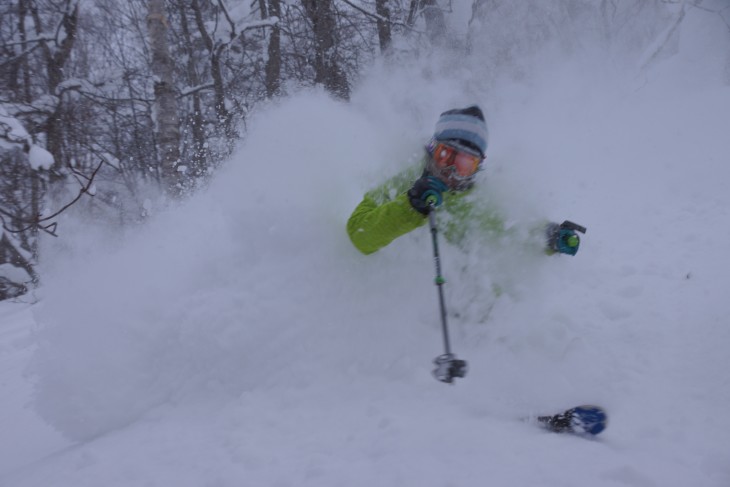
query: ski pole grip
565 234 580 248
423 190 441 208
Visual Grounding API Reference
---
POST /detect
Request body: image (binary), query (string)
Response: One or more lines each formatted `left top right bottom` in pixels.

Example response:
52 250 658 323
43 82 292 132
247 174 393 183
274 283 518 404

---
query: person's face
427 140 484 190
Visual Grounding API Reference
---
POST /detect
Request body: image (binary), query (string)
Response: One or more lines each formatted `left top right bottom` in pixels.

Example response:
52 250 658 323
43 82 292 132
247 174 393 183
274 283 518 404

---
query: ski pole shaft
428 209 452 355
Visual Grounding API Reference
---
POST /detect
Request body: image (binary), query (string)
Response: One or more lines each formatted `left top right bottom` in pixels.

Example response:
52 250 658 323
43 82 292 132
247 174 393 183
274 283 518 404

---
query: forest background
0 0 727 299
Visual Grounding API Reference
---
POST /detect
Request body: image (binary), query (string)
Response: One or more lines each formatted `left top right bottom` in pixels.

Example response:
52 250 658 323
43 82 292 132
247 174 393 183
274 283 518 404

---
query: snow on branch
0 108 31 150
28 146 54 170
179 83 216 98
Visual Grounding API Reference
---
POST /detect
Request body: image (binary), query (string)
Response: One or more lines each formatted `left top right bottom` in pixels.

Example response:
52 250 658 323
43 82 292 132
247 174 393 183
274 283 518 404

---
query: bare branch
217 0 238 39
1 160 103 237
0 43 42 69
225 18 280 47
640 3 686 70
338 0 418 31
2 34 55 48
339 0 388 22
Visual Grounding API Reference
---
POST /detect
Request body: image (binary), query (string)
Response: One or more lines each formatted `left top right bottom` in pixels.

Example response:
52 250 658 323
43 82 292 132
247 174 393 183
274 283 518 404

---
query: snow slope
2 4 730 487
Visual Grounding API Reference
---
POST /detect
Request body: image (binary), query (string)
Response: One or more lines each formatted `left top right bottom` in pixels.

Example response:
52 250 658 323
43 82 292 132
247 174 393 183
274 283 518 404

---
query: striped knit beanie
433 105 488 157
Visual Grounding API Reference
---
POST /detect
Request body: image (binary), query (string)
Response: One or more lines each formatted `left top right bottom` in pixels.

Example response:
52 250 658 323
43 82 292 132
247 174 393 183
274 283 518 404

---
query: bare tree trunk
29 0 79 178
190 0 234 140
407 0 419 26
407 0 447 45
375 0 392 53
177 0 208 177
420 0 447 46
16 0 33 103
264 0 282 98
210 48 234 137
302 0 350 100
29 170 42 267
147 0 184 198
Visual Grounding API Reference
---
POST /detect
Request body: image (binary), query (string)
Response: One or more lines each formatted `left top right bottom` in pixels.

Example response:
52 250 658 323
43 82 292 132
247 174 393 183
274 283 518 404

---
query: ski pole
427 206 467 384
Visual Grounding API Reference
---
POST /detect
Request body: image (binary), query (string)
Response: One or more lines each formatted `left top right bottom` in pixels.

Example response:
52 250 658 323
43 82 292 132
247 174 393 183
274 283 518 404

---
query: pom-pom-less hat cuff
433 110 488 157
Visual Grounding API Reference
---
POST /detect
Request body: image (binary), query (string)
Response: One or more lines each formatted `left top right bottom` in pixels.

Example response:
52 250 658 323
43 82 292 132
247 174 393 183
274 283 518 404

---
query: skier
345 108 601 417
346 105 582 257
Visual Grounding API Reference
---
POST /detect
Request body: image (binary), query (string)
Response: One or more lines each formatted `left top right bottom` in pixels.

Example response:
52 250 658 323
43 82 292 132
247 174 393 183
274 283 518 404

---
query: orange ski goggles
431 141 483 177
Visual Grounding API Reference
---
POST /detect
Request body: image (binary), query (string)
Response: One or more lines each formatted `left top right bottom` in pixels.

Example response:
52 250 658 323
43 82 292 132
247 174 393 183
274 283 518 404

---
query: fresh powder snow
1 4 729 487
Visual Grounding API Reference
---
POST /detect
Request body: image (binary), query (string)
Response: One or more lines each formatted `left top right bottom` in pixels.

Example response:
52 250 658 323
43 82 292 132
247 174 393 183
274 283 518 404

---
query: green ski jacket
347 163 506 255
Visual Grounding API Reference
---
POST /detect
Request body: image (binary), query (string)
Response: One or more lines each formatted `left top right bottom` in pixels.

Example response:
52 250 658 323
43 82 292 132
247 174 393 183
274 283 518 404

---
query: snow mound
23 14 730 487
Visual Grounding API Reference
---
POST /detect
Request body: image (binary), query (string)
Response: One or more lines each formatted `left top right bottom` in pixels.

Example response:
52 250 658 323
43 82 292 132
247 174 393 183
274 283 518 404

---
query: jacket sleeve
347 192 427 255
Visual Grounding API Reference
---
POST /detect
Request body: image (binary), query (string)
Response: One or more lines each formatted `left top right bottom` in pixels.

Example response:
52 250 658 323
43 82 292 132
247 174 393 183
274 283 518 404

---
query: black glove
545 221 586 256
408 176 448 215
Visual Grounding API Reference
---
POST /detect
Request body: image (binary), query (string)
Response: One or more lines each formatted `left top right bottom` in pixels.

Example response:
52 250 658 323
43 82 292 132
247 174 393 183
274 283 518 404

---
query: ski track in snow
3 8 730 487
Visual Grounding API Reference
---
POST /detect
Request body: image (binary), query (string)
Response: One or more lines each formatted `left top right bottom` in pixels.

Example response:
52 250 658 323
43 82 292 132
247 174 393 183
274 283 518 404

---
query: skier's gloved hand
408 176 448 215
546 222 580 256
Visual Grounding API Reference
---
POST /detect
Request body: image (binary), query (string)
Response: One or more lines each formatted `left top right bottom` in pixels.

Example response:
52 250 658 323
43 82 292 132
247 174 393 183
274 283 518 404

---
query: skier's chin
439 171 475 192
424 163 474 192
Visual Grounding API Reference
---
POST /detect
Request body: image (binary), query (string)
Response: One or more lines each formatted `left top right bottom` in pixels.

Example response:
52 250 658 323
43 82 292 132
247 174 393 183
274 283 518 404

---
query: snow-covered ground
2 4 730 487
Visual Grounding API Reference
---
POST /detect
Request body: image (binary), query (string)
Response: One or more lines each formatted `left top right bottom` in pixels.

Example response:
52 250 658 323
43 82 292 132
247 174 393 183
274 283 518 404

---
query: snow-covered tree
148 0 184 198
0 105 50 298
